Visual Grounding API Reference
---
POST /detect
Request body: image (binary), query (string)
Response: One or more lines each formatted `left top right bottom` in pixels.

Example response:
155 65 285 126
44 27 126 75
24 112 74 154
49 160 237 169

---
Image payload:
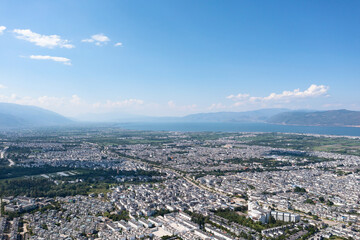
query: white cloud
167 100 176 108
29 55 71 65
37 96 65 107
0 92 166 117
0 91 147 116
221 84 331 110
228 84 329 104
0 26 6 35
0 94 64 108
70 95 82 105
167 100 197 112
93 99 144 109
82 33 110 46
261 84 329 101
13 29 74 48
114 42 123 47
226 93 249 100
208 103 227 110
0 84 7 89
92 34 110 42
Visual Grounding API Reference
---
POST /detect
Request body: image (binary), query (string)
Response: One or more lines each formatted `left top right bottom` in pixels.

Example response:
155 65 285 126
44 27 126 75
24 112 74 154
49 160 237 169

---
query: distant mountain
267 109 360 127
74 109 291 123
181 109 290 123
73 108 360 127
74 112 170 123
0 103 72 128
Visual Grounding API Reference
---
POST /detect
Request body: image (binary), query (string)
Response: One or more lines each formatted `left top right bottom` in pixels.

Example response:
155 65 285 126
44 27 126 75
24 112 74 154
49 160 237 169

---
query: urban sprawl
0 128 359 240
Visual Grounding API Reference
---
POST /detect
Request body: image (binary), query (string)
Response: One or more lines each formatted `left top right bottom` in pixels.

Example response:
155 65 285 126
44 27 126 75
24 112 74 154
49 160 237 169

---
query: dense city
0 128 359 240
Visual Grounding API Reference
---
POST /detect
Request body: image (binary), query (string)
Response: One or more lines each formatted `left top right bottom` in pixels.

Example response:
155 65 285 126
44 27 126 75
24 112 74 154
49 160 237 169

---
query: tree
294 187 306 193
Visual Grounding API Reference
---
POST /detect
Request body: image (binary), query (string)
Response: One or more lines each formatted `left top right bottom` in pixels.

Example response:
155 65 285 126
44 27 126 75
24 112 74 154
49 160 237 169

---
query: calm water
117 122 360 137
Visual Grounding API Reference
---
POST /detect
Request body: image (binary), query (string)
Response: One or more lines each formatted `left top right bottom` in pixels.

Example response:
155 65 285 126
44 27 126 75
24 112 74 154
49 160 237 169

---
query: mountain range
179 109 360 127
181 108 290 123
0 103 72 128
0 102 360 128
267 109 360 127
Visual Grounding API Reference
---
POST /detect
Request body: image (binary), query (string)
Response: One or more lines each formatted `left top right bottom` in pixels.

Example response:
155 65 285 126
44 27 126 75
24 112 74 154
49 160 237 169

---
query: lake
116 122 360 137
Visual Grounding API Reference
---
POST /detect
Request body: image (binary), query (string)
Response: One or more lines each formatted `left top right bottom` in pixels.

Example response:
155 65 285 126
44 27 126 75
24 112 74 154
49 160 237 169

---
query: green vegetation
184 210 209 229
86 131 175 146
0 178 96 197
6 146 32 154
38 201 63 213
0 166 71 180
185 132 235 141
153 208 173 217
299 225 318 240
232 149 332 167
304 199 315 205
41 223 48 230
161 236 182 240
213 208 287 232
242 133 360 156
0 168 165 198
184 210 240 237
0 158 9 167
335 170 352 176
104 210 129 221
294 186 307 193
234 205 248 212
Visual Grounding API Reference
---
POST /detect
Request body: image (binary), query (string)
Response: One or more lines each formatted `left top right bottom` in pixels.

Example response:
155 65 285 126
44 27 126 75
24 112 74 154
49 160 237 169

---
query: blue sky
0 0 359 117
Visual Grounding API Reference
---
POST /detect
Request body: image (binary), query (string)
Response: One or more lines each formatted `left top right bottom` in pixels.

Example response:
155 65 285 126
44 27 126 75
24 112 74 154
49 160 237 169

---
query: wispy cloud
0 26 6 35
226 93 249 101
82 33 110 46
227 84 329 103
13 29 74 48
0 94 64 108
0 93 147 116
93 99 144 109
70 94 82 105
29 55 71 65
206 84 331 111
208 103 227 110
167 100 197 112
0 84 7 89
114 42 123 47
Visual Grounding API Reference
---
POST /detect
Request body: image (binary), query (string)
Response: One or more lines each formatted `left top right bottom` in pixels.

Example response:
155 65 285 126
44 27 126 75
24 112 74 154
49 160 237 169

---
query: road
1 147 14 166
110 149 229 197
8 159 15 167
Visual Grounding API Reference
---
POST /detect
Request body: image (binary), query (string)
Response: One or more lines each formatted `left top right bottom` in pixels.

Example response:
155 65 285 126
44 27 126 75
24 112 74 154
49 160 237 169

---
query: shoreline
268 122 360 128
117 122 360 138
